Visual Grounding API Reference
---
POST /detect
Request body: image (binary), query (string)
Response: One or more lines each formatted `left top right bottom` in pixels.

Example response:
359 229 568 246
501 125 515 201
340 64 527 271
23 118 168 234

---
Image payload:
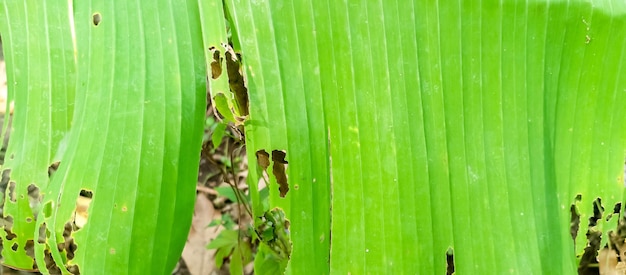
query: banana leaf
228 0 626 273
0 0 206 273
1 0 625 274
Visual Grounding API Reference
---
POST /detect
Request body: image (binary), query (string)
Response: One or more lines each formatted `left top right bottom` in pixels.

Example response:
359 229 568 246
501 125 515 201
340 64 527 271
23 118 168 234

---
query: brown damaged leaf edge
578 197 604 274
271 150 289 198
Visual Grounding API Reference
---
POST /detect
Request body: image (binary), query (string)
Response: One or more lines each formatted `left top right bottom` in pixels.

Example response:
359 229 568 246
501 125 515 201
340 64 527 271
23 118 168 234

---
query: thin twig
196 185 218 195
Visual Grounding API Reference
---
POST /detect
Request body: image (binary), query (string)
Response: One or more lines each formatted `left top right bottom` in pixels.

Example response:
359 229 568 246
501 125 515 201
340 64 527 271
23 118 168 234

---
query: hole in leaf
80 189 93 198
43 248 63 274
63 221 72 238
209 47 222 79
4 228 16 240
256 149 271 191
59 222 78 260
570 194 581 242
24 239 34 258
2 214 13 229
74 189 92 228
48 161 60 177
446 247 455 275
92 13 101 26
256 150 270 170
37 223 47 244
224 44 249 116
68 265 80 274
10 242 17 251
577 198 604 274
272 150 289 198
0 169 11 194
606 203 622 222
589 198 604 227
7 181 15 202
27 183 40 212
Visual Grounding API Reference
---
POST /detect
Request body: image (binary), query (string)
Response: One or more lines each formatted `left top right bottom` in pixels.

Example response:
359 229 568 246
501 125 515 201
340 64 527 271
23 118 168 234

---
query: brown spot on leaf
272 150 289 198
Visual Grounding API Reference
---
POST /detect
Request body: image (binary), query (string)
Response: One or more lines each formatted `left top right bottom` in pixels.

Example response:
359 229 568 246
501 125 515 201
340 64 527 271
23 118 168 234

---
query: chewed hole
62 222 78 260
92 13 101 26
570 194 581 242
24 239 34 258
8 181 15 202
589 198 604 227
271 150 289 198
74 189 93 229
446 247 455 275
68 265 80 274
210 49 222 79
48 161 60 177
27 183 40 210
37 223 46 244
4 228 16 240
80 189 93 198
